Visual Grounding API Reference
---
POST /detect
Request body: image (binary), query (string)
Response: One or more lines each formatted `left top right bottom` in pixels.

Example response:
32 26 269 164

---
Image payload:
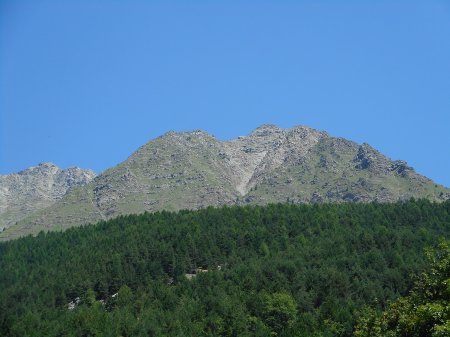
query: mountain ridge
0 163 96 232
1 124 449 240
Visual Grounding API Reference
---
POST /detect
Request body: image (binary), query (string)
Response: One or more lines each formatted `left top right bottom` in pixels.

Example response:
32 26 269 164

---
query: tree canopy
0 199 449 336
355 239 450 337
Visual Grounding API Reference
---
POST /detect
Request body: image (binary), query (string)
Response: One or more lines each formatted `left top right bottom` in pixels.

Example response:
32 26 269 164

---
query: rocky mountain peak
37 162 58 169
250 124 283 136
289 124 328 138
0 163 96 231
2 124 449 240
162 129 215 140
18 162 59 175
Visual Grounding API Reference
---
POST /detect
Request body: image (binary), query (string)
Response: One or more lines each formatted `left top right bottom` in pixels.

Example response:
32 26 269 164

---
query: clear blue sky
1 1 449 187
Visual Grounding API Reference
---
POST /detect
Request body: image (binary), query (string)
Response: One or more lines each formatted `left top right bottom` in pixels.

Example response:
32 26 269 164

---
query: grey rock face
0 163 96 231
1 125 449 240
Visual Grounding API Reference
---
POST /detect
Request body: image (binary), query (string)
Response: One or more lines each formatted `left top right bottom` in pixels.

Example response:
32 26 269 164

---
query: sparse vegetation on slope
0 163 96 233
3 125 449 240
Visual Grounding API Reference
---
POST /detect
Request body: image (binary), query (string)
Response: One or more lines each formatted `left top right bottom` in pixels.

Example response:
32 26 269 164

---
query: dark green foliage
354 240 450 337
0 200 449 336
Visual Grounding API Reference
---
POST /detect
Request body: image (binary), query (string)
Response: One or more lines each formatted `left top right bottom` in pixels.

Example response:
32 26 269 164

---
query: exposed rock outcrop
0 163 96 230
1 125 448 240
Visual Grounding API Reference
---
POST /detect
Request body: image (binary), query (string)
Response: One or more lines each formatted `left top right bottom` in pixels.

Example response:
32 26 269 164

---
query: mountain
0 163 96 232
1 124 449 240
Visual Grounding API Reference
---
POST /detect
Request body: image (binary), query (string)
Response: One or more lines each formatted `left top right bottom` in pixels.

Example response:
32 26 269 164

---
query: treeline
0 200 449 336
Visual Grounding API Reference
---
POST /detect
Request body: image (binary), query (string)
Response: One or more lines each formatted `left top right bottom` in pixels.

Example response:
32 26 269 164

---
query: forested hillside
1 200 449 336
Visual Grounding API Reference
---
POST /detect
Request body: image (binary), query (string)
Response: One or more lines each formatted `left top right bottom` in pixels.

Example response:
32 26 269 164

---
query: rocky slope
1 125 449 240
0 163 96 232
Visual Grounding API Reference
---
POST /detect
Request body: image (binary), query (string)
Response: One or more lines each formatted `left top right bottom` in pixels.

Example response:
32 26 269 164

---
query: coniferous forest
0 200 449 336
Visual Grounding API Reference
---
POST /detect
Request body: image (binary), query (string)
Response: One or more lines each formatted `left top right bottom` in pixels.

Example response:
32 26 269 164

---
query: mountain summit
1 125 448 240
0 163 96 232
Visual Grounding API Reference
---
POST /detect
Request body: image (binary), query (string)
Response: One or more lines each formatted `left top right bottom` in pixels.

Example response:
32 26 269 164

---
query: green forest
0 200 449 337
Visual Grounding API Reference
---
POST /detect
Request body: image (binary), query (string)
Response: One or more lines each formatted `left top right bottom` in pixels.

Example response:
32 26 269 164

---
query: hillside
2 124 449 240
0 163 96 232
1 201 449 336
